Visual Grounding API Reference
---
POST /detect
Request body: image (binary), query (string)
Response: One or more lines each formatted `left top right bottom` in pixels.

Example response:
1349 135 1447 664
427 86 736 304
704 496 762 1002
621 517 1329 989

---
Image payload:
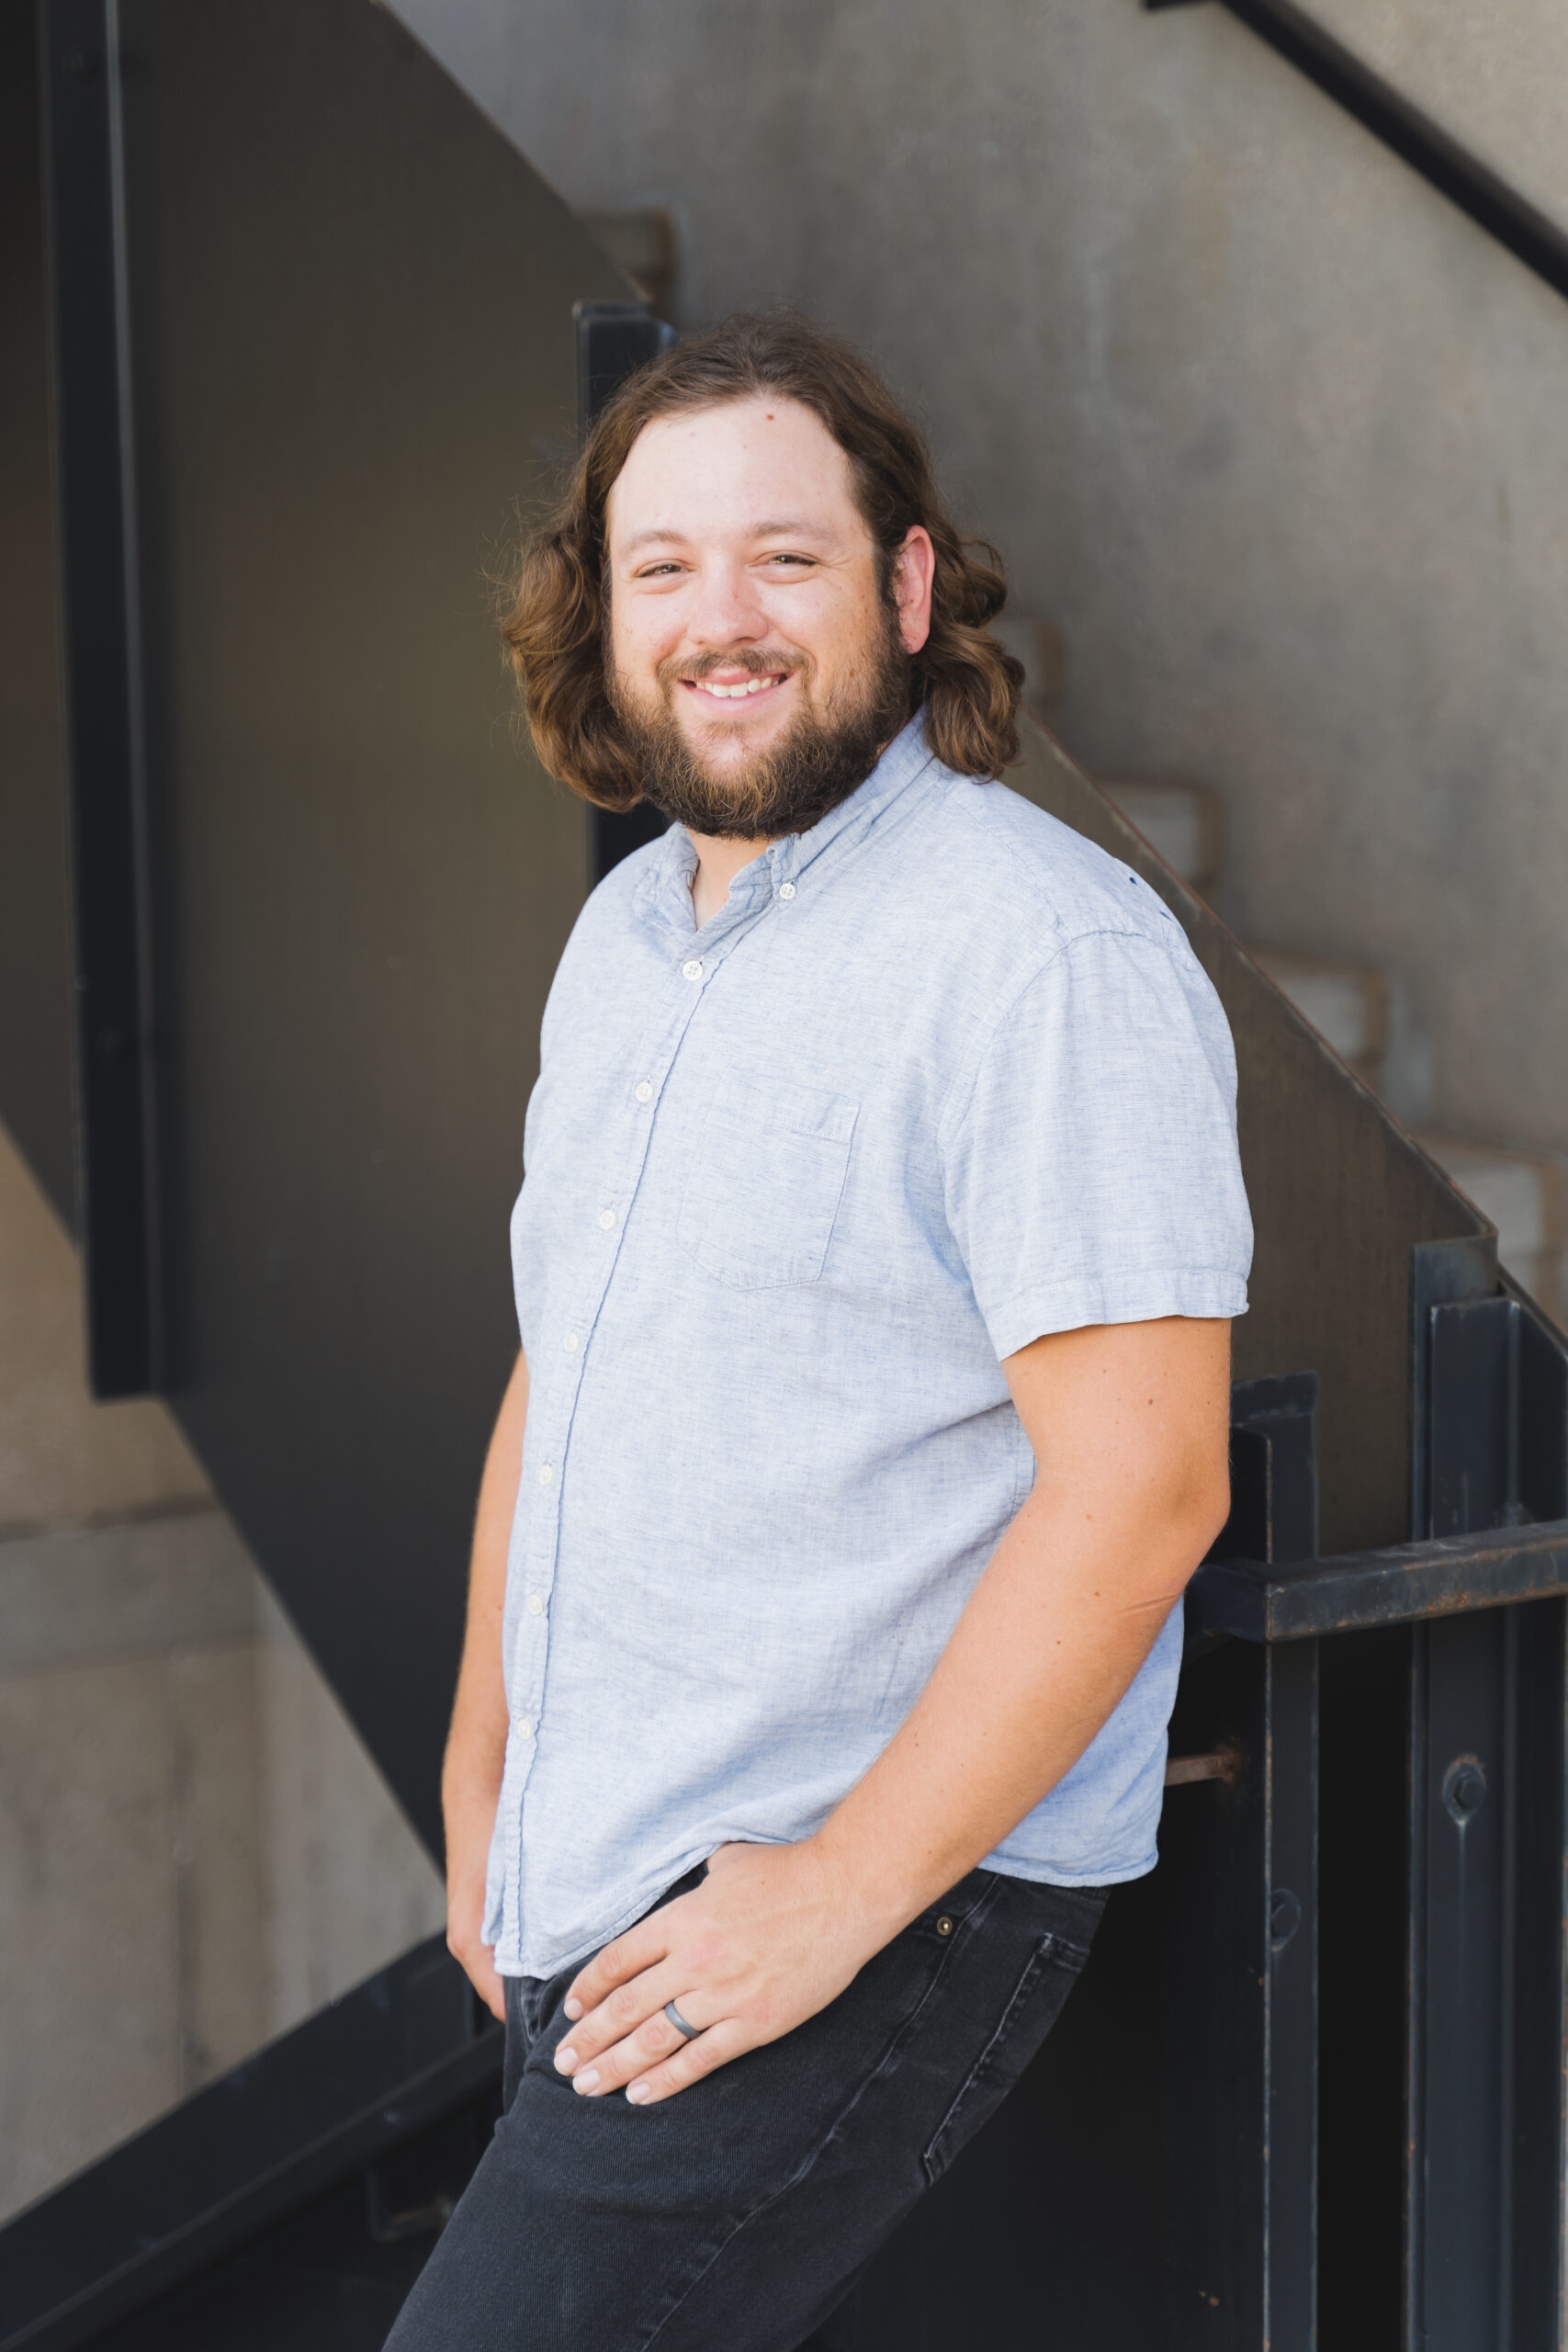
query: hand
446 1864 506 2024
554 1839 886 2106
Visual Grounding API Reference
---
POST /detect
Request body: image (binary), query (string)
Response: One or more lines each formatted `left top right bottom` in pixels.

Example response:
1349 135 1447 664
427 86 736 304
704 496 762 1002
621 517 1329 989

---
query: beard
607 598 915 842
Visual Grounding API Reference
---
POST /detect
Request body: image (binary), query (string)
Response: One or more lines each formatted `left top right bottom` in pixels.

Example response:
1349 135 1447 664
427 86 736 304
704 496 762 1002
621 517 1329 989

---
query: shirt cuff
986 1271 1250 1363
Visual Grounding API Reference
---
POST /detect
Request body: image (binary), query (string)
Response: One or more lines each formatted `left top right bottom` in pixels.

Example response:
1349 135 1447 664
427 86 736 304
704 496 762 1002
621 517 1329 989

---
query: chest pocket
678 1070 859 1290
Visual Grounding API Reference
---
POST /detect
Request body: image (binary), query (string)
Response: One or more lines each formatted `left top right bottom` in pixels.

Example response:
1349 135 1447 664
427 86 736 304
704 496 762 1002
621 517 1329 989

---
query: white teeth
696 676 780 698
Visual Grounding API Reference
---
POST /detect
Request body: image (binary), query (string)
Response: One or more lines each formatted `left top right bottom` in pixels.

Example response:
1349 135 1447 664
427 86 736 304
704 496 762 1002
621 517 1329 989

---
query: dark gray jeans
383 1865 1105 2352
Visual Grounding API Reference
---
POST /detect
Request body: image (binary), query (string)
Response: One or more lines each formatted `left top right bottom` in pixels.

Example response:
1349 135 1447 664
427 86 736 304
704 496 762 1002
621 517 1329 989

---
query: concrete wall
0 1102 210 1529
0 1510 264 2219
0 1119 445 2224
393 0 1568 1159
1307 0 1568 226
256 1581 453 2030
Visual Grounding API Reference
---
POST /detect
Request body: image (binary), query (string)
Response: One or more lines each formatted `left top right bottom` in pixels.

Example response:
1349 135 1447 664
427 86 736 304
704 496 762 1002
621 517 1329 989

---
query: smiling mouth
680 672 792 704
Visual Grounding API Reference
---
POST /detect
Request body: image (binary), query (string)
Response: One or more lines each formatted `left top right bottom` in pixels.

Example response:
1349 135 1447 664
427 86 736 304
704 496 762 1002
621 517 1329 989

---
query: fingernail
573 2067 601 2095
626 2081 651 2104
563 1996 582 2020
555 2045 577 2074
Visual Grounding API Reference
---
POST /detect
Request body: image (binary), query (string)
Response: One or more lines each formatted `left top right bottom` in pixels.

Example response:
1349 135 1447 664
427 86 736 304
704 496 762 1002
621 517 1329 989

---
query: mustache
660 647 810 687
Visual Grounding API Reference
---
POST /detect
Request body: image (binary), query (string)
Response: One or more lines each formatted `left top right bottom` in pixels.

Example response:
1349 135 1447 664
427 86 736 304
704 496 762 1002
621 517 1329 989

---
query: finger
557 1961 684 2075
567 1998 710 2096
625 2018 750 2106
565 1917 671 2023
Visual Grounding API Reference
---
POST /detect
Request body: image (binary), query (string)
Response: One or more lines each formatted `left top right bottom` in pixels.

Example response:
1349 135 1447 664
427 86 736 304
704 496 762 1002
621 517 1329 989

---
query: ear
890 526 935 657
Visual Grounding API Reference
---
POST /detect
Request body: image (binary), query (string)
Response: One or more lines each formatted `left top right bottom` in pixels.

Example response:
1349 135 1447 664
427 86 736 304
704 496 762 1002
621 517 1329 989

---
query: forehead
605 396 864 548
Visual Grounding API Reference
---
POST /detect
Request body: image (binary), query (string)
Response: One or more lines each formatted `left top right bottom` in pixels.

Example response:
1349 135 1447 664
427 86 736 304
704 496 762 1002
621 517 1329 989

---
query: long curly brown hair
501 311 1024 810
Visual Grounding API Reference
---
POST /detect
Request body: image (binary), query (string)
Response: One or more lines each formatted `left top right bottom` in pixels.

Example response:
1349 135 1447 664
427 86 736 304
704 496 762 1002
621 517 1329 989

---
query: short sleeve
941 928 1253 1362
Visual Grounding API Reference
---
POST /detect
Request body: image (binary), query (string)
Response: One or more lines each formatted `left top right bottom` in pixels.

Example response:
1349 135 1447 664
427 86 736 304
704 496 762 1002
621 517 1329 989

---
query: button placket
502 925 760 1954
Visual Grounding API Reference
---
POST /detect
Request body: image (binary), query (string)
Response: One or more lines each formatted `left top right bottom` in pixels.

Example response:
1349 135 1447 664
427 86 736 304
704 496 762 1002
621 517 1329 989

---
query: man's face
604 397 931 840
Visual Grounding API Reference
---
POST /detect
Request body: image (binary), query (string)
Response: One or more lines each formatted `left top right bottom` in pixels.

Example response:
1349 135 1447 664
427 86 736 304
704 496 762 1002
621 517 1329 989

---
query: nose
684 557 768 651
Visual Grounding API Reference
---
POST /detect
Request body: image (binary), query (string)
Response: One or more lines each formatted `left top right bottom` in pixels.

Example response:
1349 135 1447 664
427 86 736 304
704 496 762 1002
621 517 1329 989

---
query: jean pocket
920 1932 1090 2185
677 1069 858 1290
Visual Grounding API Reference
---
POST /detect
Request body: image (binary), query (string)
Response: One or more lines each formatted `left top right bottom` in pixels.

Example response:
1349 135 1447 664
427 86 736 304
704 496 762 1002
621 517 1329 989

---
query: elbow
1110 1458 1235 1623
1190 1463 1233 1561
1155 1457 1232 1591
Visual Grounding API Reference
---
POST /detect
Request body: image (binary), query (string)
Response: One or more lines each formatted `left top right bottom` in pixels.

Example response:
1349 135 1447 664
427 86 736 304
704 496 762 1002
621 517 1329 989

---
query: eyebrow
619 518 828 554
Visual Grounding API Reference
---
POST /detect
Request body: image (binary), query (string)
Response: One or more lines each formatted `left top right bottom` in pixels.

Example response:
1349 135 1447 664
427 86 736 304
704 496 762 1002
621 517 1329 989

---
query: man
387 312 1250 2351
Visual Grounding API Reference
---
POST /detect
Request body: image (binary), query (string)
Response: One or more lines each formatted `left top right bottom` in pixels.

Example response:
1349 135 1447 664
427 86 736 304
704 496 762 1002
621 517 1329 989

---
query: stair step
1246 947 1391 1091
1098 778 1224 896
1415 1132 1568 1323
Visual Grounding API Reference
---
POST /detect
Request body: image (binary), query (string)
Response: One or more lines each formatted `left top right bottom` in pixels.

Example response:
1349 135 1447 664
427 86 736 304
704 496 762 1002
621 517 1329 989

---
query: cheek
754 592 836 672
610 605 671 694
789 602 876 688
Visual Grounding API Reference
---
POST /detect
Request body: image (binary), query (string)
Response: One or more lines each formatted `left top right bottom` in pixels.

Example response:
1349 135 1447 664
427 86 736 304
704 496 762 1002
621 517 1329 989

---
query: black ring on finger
663 1998 702 2041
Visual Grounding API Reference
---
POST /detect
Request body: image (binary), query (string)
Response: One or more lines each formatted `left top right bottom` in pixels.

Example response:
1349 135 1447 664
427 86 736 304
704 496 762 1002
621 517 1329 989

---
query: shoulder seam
934 924 1179 1148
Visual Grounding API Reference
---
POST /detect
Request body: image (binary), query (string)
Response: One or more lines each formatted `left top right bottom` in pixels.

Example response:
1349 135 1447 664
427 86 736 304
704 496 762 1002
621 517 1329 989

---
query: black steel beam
573 299 675 432
574 300 681 888
1190 1518 1568 1643
38 0 160 1393
0 0 78 1229
1402 1250 1568 2349
1145 0 1568 307
1157 1374 1320 2346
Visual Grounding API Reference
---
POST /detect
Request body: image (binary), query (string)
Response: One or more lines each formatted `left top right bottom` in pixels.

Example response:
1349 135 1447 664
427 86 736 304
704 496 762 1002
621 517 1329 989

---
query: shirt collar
637 711 938 940
770 710 936 889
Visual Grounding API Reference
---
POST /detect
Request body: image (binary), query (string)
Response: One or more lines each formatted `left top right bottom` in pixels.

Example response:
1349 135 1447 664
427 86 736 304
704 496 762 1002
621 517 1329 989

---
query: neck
688 830 773 929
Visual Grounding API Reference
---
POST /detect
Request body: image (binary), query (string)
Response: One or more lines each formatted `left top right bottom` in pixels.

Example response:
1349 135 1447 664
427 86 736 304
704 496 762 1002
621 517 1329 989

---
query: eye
634 560 686 580
764 553 815 569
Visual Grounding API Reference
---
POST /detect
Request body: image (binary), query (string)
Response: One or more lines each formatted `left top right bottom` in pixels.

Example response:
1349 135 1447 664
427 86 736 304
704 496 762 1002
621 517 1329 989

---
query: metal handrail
1147 0 1568 305
1190 1516 1568 1642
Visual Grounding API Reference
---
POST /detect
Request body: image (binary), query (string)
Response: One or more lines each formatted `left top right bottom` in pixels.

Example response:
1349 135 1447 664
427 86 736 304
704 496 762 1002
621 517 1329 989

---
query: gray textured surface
0 1509 253 1674
0 1640 264 2218
0 1518 445 2223
0 1117 211 1534
393 0 1568 1159
1307 0 1568 232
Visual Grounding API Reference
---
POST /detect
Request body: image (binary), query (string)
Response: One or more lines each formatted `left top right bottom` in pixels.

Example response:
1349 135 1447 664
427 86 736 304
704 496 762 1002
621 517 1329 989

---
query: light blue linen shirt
485 717 1252 1979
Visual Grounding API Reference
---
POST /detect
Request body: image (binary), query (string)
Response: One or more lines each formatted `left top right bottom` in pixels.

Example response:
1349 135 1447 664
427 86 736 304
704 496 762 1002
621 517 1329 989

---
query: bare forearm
444 1348 527 1811
813 1469 1222 1938
443 1348 528 2017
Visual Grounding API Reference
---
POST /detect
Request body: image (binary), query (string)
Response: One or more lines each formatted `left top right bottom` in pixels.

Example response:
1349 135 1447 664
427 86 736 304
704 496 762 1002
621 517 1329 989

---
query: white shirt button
525 1591 545 1617
537 1463 554 1487
778 881 796 900
563 1331 580 1353
682 958 704 982
635 1080 653 1103
513 1713 535 1739
598 1208 616 1230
